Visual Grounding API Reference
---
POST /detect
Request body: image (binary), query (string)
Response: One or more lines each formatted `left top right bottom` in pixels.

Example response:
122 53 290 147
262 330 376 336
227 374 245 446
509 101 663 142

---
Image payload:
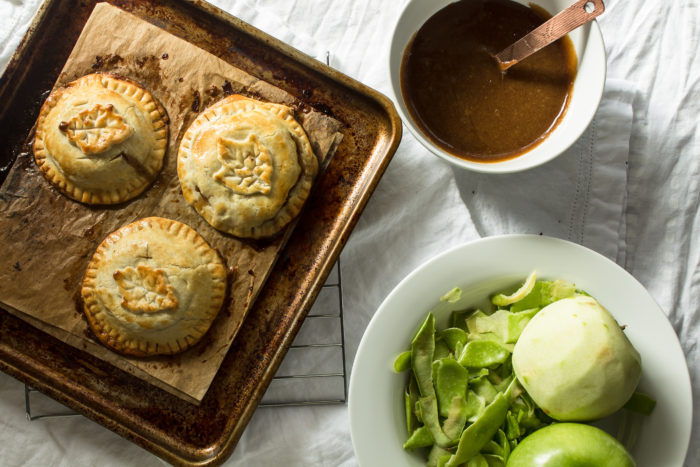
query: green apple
512 295 641 421
506 423 635 467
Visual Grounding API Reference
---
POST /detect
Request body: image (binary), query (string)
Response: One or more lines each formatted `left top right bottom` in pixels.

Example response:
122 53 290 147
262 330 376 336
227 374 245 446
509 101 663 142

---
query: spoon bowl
494 0 606 71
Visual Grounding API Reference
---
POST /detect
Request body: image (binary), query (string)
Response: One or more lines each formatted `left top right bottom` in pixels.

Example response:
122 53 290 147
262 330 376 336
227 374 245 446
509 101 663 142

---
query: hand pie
81 217 227 357
178 95 318 238
34 73 168 204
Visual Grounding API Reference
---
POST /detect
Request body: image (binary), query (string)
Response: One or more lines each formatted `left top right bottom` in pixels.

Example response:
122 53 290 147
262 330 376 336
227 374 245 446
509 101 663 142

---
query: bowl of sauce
389 0 606 173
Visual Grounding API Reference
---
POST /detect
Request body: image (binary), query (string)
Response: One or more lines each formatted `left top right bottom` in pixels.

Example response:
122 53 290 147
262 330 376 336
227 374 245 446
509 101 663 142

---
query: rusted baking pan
0 0 401 465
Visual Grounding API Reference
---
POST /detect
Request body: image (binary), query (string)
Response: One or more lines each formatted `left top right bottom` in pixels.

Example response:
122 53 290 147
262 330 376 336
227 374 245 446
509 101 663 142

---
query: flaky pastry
177 95 318 238
81 217 227 357
34 73 168 204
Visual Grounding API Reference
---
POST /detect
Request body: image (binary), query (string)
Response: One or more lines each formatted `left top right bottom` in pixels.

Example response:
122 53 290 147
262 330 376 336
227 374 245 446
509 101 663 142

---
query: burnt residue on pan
0 0 401 465
222 80 234 96
191 90 200 112
91 53 124 70
206 84 219 98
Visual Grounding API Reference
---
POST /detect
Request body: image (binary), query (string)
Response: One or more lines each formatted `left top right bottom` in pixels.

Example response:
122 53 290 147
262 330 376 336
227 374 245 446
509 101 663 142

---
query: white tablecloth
0 0 697 465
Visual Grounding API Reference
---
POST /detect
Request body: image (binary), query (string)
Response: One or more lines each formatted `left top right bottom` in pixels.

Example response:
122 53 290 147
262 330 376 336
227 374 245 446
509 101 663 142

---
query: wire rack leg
24 385 79 421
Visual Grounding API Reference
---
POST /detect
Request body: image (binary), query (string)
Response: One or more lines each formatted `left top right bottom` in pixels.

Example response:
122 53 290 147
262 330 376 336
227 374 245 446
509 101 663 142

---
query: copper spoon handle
494 0 605 71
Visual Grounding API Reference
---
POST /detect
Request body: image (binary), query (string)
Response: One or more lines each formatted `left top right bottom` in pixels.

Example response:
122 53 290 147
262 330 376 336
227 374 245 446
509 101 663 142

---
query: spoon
493 0 605 72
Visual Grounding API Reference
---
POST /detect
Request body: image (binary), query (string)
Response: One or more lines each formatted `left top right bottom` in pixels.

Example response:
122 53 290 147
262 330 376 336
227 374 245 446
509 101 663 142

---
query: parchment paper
0 3 343 404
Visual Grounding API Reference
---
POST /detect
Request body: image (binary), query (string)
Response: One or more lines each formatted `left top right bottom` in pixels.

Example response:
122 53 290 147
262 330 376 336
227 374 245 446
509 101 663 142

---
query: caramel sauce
401 0 577 162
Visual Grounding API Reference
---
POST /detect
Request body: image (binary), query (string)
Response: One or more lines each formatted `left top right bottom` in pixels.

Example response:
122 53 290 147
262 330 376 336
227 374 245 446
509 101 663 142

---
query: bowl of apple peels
349 235 692 467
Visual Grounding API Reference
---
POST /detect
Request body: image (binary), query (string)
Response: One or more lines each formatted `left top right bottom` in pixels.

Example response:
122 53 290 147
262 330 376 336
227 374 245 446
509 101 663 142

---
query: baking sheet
0 3 342 404
0 0 401 464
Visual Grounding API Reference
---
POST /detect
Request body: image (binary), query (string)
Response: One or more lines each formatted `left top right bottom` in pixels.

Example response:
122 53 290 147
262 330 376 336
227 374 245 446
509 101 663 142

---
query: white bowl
349 235 692 466
388 0 607 173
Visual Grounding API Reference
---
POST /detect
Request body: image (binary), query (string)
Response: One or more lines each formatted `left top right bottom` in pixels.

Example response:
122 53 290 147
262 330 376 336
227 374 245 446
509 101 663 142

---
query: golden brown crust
33 73 169 205
177 94 318 239
81 217 226 357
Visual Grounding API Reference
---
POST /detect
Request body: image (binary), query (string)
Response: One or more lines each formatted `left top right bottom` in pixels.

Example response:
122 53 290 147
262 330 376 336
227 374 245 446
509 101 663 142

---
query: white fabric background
0 0 697 465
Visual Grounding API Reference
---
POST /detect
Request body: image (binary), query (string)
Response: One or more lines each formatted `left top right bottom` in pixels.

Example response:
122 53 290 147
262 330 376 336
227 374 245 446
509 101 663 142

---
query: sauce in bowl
400 0 577 163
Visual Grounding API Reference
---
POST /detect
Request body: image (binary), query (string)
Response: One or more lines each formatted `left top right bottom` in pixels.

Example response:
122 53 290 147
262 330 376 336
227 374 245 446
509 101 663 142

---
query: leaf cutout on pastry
113 264 178 313
59 103 133 155
214 134 273 195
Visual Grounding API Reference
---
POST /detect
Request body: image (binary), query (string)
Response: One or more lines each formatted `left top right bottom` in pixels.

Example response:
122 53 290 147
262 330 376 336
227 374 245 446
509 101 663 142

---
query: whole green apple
506 423 635 467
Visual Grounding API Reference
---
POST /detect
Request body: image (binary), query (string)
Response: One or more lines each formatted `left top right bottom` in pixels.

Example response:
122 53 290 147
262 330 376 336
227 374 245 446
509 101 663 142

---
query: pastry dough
34 73 168 204
81 217 227 357
178 95 318 238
